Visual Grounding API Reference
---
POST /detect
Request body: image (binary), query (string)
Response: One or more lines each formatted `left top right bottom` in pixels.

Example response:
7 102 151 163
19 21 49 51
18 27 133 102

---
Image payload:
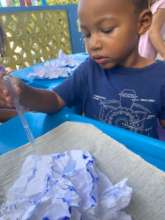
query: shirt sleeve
53 59 89 108
159 0 165 9
152 0 165 14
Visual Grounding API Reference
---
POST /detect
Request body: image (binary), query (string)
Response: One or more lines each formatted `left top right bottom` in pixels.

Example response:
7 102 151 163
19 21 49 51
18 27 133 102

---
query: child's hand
0 71 9 107
0 75 23 108
0 66 14 108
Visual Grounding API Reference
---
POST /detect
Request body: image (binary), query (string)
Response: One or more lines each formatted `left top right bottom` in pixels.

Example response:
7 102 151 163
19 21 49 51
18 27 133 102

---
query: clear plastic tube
3 75 35 146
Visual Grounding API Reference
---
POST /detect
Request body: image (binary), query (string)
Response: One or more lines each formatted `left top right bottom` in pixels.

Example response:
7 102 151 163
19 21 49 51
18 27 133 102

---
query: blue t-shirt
54 58 165 138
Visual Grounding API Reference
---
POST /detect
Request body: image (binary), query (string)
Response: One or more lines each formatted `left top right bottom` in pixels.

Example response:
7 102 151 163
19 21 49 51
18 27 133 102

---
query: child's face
78 0 150 68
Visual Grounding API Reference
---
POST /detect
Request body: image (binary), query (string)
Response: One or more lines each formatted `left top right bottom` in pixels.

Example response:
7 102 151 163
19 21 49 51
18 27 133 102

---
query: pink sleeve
151 0 165 14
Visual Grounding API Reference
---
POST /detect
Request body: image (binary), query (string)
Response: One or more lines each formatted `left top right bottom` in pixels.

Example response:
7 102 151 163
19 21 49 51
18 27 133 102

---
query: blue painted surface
12 66 65 89
0 4 85 53
0 108 165 171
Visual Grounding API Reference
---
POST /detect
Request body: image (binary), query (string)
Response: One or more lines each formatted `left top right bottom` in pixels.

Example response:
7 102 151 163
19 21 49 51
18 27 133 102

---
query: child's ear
138 9 152 35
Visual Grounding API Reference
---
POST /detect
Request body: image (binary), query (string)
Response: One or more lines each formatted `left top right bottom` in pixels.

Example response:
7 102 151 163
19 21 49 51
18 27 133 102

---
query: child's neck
121 51 155 68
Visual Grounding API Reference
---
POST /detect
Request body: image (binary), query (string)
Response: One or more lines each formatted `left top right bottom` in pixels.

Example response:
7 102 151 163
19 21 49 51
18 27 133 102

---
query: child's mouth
93 57 110 65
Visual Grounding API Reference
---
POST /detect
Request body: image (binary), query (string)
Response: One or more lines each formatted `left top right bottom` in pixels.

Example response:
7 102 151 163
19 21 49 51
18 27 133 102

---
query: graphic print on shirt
93 89 156 135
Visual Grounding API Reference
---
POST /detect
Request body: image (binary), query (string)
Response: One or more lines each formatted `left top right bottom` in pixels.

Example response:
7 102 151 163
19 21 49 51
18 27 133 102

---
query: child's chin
100 62 116 69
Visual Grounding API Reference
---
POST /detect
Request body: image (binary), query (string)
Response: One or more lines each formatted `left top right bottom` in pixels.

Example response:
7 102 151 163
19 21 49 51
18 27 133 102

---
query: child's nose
88 33 102 51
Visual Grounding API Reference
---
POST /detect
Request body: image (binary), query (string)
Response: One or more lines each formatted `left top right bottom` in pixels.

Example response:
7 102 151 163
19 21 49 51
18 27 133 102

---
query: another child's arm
149 8 165 60
0 77 65 114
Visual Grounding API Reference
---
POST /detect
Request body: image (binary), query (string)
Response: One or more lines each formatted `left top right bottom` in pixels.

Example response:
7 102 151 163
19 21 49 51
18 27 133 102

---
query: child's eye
101 28 114 34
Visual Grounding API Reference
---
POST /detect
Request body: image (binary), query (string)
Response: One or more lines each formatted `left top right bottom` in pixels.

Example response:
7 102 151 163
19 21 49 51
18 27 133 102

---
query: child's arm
19 85 65 113
148 8 165 60
0 108 17 122
0 77 65 114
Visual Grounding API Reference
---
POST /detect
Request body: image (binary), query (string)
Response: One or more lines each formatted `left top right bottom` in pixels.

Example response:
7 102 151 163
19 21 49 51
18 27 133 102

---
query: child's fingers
0 66 18 108
0 77 19 107
0 93 13 108
0 75 27 109
0 80 8 99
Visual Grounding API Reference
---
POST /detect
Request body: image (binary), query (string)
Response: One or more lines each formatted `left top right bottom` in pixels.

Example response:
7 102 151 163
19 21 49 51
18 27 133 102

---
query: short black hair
131 0 149 12
0 25 5 57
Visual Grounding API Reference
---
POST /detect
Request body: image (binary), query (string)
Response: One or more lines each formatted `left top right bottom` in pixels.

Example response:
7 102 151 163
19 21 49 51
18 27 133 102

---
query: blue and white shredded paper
0 150 132 220
28 51 87 79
